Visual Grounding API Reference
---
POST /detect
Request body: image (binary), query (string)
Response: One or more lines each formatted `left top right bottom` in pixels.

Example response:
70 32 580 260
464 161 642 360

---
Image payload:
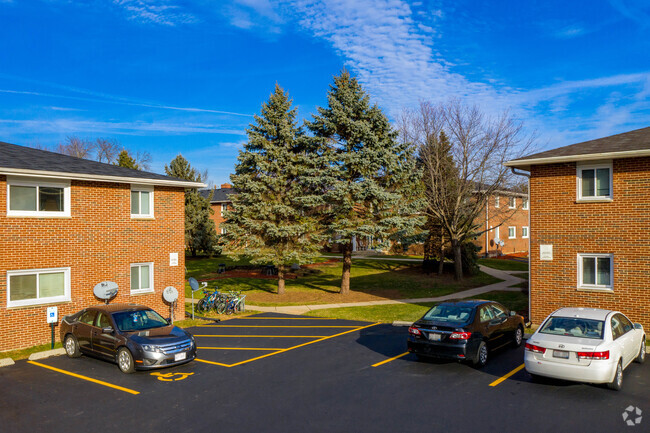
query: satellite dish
188 277 200 292
93 281 118 303
163 286 179 303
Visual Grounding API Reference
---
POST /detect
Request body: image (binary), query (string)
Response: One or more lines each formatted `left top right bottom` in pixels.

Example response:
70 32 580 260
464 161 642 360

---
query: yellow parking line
197 325 359 328
195 359 236 367
193 335 327 338
372 352 410 367
197 347 285 351
489 363 526 387
28 361 140 395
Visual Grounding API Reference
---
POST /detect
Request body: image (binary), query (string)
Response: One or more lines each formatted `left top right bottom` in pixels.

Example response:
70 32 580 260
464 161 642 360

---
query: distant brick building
200 184 235 234
506 127 650 330
474 191 529 257
0 142 204 351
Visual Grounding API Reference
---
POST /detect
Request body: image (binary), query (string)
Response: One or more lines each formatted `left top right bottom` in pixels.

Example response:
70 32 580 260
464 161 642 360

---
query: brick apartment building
505 126 650 330
474 190 529 257
0 142 204 351
200 183 235 234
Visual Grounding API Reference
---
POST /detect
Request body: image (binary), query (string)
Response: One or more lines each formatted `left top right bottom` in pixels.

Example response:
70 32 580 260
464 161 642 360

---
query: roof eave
0 168 206 188
505 148 650 171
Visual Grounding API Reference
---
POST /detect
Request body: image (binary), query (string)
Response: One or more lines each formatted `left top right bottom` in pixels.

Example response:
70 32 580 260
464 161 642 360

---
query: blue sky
1 0 649 185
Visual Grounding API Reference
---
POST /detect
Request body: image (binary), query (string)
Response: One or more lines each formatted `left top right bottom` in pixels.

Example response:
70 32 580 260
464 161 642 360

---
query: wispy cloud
608 0 650 27
113 0 197 26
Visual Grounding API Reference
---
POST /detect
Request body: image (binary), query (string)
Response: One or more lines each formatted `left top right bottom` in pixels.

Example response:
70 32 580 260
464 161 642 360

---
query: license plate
553 350 569 359
428 333 442 341
174 352 187 361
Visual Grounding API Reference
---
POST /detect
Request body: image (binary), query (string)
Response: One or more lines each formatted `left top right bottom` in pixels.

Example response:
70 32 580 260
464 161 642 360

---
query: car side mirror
166 318 172 325
102 326 114 334
634 323 643 330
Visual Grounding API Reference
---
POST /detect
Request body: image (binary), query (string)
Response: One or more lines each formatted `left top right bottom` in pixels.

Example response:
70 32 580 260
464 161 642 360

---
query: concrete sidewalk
190 265 526 316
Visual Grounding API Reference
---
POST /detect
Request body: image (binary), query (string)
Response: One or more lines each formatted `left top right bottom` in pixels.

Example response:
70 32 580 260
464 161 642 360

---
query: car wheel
635 339 646 364
607 360 623 391
512 326 524 348
117 347 135 374
64 334 81 358
473 341 488 368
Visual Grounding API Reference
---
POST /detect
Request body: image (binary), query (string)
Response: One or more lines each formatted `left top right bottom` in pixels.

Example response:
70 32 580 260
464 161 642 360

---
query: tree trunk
437 227 445 276
340 242 353 295
277 265 286 295
451 238 463 280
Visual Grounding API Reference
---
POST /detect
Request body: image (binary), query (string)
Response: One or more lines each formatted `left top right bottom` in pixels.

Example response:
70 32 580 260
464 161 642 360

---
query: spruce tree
115 150 139 170
307 71 421 294
165 155 218 257
223 85 325 295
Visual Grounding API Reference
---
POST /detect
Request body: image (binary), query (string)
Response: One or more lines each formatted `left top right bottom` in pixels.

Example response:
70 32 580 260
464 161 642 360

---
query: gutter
505 148 650 171
510 167 532 325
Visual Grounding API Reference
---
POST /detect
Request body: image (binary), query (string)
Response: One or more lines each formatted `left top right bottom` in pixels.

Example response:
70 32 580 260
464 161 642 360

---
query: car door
478 305 500 348
92 312 118 360
615 314 637 366
610 315 628 366
487 303 509 345
74 310 96 353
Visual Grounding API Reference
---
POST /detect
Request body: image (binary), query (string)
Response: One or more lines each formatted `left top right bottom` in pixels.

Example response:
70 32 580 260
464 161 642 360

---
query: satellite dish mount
93 281 119 305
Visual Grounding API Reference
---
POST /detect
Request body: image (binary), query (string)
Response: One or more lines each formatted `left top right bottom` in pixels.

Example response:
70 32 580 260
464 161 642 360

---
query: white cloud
113 0 197 26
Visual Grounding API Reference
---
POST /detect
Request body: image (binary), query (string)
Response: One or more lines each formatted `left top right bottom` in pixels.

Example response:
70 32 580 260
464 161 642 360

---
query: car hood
126 326 190 344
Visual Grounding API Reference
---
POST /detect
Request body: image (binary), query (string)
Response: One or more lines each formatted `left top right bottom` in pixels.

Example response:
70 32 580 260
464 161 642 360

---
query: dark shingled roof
0 141 201 186
507 127 650 169
199 187 236 203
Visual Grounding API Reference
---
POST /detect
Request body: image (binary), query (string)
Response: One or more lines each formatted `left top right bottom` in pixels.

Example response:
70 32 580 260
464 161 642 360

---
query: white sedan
524 307 646 390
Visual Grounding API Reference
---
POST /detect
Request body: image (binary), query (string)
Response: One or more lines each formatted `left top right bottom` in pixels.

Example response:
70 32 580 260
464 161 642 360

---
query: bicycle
196 284 221 313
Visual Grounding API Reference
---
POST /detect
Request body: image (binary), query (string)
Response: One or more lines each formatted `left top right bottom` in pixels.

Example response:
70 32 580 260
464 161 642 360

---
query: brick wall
474 194 530 256
529 158 650 330
209 202 228 234
0 176 186 351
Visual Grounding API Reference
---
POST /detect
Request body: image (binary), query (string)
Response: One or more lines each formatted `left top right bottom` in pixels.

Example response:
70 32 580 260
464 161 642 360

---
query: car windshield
539 316 604 339
422 305 474 324
113 309 168 332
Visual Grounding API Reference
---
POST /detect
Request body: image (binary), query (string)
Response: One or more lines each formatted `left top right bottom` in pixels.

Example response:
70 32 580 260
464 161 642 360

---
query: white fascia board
0 168 206 188
504 149 650 170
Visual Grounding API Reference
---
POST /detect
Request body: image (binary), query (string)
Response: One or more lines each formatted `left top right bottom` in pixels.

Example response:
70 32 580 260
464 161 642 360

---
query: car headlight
142 344 163 353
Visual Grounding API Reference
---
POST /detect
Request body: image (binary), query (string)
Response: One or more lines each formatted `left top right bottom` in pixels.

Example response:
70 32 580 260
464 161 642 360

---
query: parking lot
1 312 648 432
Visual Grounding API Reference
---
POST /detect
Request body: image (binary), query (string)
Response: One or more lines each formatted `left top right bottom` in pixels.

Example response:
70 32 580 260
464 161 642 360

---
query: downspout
511 167 532 326
485 196 489 257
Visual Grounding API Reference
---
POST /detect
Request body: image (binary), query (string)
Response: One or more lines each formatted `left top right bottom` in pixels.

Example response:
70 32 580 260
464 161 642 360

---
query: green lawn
1 342 63 361
477 258 529 271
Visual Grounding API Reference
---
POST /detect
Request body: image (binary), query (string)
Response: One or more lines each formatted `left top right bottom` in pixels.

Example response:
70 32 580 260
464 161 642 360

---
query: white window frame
522 226 529 238
494 226 500 242
130 185 154 219
221 203 228 217
494 195 500 208
522 198 529 210
577 253 613 291
509 196 516 209
6 177 71 218
508 226 516 239
130 262 154 294
576 161 613 201
7 267 71 308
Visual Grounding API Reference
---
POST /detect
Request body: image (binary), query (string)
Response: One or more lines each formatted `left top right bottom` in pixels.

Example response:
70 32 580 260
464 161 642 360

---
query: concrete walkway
217 265 526 316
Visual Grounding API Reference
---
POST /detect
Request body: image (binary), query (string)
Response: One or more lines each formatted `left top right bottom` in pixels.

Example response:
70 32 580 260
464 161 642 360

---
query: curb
0 357 15 367
28 348 65 361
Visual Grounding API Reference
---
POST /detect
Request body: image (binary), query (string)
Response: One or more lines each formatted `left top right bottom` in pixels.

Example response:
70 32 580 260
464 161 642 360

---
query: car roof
551 307 614 321
437 299 492 307
87 303 150 313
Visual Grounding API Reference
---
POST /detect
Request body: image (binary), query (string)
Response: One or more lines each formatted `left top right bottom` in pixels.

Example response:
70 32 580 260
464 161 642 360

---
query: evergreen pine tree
165 155 218 257
307 71 421 294
115 150 139 170
223 85 325 295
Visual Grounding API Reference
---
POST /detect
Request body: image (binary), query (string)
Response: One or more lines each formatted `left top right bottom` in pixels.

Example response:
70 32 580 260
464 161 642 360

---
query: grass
478 258 529 271
468 290 529 313
1 342 63 361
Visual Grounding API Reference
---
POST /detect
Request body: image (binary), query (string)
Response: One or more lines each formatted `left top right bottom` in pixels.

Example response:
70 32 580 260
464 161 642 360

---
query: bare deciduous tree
57 136 93 159
95 138 120 163
401 100 534 280
135 151 152 171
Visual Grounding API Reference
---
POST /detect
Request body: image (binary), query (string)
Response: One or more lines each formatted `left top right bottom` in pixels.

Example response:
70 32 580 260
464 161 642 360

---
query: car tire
635 339 646 364
64 334 81 358
607 360 623 391
512 326 524 348
473 341 488 368
117 347 135 374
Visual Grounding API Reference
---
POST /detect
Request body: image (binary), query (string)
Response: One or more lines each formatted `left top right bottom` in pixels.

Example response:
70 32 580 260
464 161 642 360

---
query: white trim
508 196 516 209
7 267 71 308
522 198 529 210
130 262 154 294
0 168 205 188
577 253 613 291
576 161 613 201
6 176 71 218
505 148 650 170
494 195 500 208
508 226 516 239
494 226 500 241
130 185 154 219
522 226 529 238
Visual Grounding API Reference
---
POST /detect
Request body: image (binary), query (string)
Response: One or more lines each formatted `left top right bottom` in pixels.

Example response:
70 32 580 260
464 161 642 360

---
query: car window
617 314 633 333
96 312 111 329
113 309 168 332
490 304 507 319
79 310 96 325
422 305 473 324
479 306 494 322
539 316 604 339
611 316 625 340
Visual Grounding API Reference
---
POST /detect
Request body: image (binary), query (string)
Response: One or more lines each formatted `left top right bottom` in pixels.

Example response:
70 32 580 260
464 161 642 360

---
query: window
522 198 529 210
131 185 154 218
495 195 500 208
578 254 613 290
494 226 500 242
7 267 71 308
130 263 154 294
221 227 227 235
522 226 529 238
577 162 612 200
221 203 228 216
490 303 507 319
79 310 97 325
509 197 516 209
508 226 516 239
97 312 112 328
479 306 494 322
7 177 70 217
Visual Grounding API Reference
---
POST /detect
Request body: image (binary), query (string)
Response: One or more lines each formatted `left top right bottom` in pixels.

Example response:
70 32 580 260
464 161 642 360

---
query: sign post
47 306 58 349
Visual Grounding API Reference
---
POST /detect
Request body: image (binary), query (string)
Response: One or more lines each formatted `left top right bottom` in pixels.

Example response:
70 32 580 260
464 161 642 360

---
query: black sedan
60 304 196 373
407 299 525 367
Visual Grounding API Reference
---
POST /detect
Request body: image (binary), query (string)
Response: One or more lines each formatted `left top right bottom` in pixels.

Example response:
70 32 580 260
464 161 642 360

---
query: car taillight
525 343 546 354
449 332 471 340
577 350 609 360
408 326 421 336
